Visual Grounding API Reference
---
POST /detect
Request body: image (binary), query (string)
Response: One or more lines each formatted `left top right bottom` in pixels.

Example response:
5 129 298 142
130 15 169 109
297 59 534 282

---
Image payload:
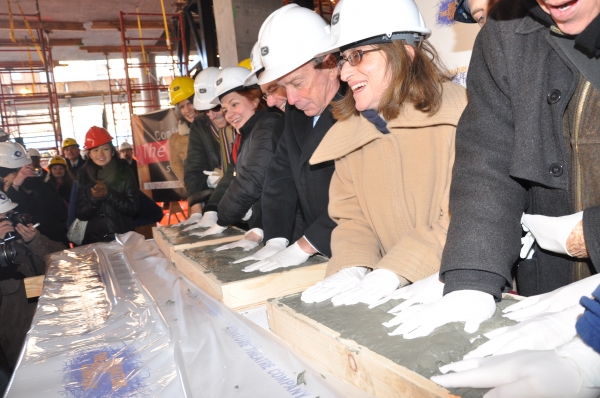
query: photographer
0 193 65 390
0 142 68 246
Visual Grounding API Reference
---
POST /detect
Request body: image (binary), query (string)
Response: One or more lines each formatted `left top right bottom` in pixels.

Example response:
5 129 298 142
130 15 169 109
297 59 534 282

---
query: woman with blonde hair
302 0 468 306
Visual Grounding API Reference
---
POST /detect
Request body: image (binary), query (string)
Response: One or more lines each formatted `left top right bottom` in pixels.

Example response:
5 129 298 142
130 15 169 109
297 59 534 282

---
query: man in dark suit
62 138 86 178
236 4 340 271
119 142 139 188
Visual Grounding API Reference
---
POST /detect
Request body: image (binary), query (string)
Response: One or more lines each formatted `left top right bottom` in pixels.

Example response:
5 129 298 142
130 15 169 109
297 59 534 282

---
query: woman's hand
16 223 38 243
0 219 14 240
91 180 108 199
11 165 35 190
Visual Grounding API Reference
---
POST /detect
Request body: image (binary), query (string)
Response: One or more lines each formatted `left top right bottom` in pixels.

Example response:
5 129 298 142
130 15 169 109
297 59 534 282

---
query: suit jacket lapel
299 106 335 166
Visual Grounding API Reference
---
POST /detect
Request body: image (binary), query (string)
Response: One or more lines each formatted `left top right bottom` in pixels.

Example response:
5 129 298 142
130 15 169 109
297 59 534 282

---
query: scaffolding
111 10 189 140
0 11 62 150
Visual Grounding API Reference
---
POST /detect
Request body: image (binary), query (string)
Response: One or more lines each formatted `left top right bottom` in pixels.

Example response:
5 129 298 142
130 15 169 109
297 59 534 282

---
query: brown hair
332 40 449 122
173 95 198 124
235 87 268 112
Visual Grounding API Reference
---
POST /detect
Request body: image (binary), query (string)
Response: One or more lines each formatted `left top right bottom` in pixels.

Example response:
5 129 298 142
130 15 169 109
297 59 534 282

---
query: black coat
217 109 280 228
76 158 140 244
66 154 86 178
184 114 221 208
261 104 337 257
440 0 600 298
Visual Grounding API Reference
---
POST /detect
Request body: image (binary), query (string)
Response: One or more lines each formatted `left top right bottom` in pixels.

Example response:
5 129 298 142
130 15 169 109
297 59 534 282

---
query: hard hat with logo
27 148 41 157
210 66 258 105
84 126 113 150
193 67 221 111
257 4 332 85
49 155 68 168
0 192 18 214
62 137 79 148
119 142 132 151
244 41 265 86
320 0 431 56
169 76 195 105
0 142 31 169
454 0 476 23
238 58 252 70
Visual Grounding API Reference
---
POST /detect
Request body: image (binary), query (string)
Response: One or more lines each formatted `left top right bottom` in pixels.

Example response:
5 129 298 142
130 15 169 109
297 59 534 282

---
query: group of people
168 0 600 395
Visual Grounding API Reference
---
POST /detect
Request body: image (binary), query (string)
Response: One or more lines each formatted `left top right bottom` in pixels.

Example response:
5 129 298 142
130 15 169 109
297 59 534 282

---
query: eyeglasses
337 48 381 70
205 104 222 114
261 85 281 101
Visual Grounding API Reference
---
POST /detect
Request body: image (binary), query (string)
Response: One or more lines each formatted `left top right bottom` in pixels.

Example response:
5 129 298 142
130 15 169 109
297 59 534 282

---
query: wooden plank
173 247 327 310
267 298 455 398
24 275 44 299
0 38 83 47
90 21 171 30
0 20 85 31
152 225 245 261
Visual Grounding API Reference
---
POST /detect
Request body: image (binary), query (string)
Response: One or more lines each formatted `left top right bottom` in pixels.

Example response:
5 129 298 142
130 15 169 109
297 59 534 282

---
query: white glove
503 274 600 321
301 267 369 303
178 212 203 226
369 272 444 311
194 211 218 229
385 290 496 338
464 304 583 359
242 208 252 221
190 223 227 238
521 212 583 257
242 241 310 272
203 170 222 188
330 269 406 306
431 338 600 398
233 237 288 265
214 228 263 252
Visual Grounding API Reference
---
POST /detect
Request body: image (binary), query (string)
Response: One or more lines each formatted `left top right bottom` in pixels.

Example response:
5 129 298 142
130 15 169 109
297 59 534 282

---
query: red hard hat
84 126 113 150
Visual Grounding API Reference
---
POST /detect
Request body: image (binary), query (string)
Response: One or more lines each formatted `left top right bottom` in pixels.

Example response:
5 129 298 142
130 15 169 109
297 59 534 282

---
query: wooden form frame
152 226 244 261
267 297 456 398
173 248 328 311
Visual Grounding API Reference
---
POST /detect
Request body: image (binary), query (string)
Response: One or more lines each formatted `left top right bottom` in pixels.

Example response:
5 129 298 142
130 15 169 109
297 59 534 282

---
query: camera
32 167 43 177
0 211 32 268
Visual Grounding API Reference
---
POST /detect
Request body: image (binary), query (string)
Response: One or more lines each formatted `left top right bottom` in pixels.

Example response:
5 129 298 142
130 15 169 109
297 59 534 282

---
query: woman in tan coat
301 0 468 306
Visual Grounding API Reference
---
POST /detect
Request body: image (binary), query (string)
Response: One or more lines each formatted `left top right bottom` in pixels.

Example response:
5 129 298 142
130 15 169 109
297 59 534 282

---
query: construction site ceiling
0 0 187 63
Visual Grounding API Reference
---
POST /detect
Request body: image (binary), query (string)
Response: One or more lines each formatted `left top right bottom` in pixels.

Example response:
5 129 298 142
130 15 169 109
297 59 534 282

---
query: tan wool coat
310 82 467 281
169 121 190 183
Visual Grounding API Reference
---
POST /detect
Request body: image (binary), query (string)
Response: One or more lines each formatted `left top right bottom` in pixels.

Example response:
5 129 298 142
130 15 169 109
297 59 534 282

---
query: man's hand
0 219 14 240
12 165 35 189
566 220 589 258
91 180 108 199
16 223 39 243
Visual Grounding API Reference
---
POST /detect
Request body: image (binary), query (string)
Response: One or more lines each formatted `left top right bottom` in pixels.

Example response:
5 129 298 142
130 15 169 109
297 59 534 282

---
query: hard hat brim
0 201 18 214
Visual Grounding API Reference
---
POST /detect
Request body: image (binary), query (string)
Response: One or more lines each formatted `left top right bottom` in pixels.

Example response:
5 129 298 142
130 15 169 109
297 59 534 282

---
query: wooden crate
172 244 328 310
152 225 244 261
267 294 520 398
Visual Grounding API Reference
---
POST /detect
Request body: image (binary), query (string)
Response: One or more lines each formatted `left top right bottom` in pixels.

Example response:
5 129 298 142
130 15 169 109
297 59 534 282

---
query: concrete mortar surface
159 224 244 245
279 293 519 398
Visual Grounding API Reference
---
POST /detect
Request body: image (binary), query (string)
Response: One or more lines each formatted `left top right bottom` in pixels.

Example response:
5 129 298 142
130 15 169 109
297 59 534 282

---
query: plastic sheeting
7 232 372 398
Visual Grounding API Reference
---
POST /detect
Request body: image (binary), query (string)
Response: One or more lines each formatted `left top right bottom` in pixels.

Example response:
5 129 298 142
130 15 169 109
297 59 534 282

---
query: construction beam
0 38 83 47
79 45 169 53
0 20 85 31
90 20 171 30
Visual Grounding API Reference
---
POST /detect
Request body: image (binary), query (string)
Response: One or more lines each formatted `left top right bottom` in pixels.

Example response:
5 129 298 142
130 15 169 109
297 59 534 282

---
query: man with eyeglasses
232 4 342 271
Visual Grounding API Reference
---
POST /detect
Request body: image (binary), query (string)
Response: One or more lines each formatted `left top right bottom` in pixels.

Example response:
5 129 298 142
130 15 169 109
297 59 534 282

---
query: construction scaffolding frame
113 10 189 140
0 11 62 150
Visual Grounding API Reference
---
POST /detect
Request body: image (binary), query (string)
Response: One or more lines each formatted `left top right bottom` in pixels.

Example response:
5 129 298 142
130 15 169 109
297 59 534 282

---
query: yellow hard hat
169 76 195 105
238 58 252 70
49 155 68 168
62 137 79 148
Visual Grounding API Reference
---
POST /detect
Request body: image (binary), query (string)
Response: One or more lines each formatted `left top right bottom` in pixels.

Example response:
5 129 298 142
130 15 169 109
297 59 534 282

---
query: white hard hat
0 192 17 214
320 0 431 56
119 142 132 151
257 4 332 85
210 67 258 105
0 128 8 138
0 142 31 169
244 42 265 86
193 67 222 111
27 148 40 157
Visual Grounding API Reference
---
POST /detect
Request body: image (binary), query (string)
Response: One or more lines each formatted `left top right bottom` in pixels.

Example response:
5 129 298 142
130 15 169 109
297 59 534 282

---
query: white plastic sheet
7 233 371 397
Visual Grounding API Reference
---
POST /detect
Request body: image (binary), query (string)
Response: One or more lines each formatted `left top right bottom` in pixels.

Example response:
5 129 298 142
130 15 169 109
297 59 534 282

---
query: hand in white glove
178 212 203 227
190 223 227 238
503 273 600 321
193 211 219 229
431 338 600 398
214 228 263 252
385 290 496 338
242 208 252 221
233 237 287 264
301 267 369 303
242 241 310 272
521 212 583 256
464 304 583 359
368 272 444 311
203 170 222 188
330 269 406 306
